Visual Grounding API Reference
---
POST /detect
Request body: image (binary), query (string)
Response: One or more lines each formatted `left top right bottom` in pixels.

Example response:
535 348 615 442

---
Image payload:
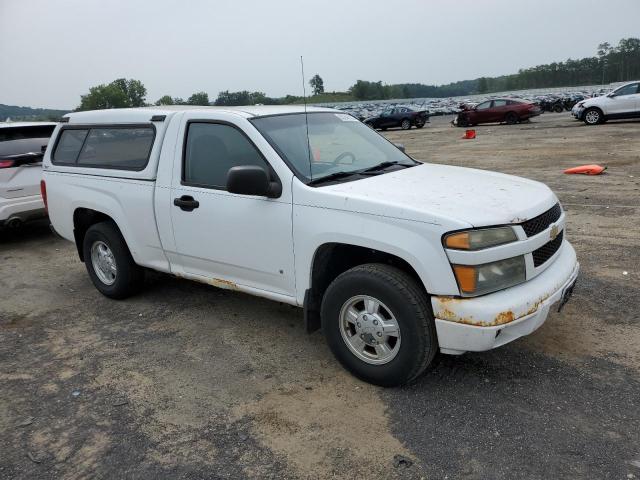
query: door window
493 100 507 107
183 122 268 189
613 83 639 96
476 101 492 110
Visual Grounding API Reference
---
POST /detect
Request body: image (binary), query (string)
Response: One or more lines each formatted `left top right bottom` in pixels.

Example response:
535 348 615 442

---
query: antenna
300 56 313 180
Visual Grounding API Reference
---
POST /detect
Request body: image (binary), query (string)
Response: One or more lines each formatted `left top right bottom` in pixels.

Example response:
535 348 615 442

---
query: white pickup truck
42 106 579 386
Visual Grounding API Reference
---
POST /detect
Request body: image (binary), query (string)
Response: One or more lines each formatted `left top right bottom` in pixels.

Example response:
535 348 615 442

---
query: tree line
71 37 640 112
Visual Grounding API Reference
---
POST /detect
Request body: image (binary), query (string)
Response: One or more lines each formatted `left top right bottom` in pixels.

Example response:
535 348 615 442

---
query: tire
553 104 564 113
400 119 411 130
415 123 424 129
321 264 438 387
504 112 519 125
82 221 145 299
583 108 603 125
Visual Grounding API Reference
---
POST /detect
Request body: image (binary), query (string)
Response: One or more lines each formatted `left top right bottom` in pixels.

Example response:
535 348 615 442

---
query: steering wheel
333 151 356 165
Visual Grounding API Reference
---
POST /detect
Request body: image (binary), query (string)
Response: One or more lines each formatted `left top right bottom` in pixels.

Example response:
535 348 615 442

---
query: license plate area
558 278 577 312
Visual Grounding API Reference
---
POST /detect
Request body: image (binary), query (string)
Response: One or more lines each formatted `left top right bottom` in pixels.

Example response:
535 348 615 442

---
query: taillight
0 159 15 169
40 180 48 212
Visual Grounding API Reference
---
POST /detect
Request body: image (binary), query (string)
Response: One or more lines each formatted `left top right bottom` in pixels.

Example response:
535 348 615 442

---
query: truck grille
532 230 563 267
521 203 561 237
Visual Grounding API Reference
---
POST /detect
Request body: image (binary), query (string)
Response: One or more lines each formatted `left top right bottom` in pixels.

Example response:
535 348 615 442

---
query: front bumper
432 241 579 355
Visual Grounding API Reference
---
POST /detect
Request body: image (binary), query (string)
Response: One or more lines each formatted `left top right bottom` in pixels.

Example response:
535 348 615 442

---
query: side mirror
394 143 406 153
226 165 281 198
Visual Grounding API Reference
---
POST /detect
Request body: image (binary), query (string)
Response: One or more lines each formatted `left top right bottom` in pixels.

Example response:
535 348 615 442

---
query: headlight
453 256 526 296
444 227 517 250
576 101 585 108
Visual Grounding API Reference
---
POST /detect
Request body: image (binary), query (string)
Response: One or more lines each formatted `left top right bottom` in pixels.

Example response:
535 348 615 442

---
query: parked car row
321 84 626 129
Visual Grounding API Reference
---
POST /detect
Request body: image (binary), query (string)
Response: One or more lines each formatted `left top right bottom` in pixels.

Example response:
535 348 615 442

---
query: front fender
293 203 460 305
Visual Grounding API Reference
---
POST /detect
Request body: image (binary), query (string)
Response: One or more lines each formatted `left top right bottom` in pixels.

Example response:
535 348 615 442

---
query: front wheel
583 108 603 125
400 119 411 130
321 264 438 387
83 221 145 299
504 112 519 125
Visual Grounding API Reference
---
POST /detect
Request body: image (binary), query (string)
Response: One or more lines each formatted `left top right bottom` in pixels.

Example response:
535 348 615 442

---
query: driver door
471 101 493 124
169 113 296 298
379 109 396 129
607 83 640 117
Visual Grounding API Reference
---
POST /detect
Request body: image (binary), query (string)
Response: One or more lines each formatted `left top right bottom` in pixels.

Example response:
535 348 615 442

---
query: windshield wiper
307 170 364 186
359 160 415 174
307 161 417 186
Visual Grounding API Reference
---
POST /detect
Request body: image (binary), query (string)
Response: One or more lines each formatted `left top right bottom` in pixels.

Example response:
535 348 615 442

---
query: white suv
575 81 640 125
0 122 57 228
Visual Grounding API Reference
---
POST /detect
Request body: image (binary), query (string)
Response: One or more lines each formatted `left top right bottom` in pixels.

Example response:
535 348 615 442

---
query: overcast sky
1 0 639 109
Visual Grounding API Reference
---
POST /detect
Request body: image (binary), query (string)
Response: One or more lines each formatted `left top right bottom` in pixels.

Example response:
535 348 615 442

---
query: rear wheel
583 108 603 125
83 221 144 299
321 264 438 387
400 119 411 130
504 112 519 125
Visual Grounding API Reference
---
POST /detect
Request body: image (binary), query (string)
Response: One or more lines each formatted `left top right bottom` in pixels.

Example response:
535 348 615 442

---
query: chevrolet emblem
550 224 559 240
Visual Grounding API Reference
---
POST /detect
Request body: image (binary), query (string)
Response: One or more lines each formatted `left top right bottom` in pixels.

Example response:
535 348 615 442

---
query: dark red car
457 99 541 126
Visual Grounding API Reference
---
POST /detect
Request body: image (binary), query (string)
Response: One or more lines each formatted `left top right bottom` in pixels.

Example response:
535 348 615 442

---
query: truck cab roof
62 105 338 124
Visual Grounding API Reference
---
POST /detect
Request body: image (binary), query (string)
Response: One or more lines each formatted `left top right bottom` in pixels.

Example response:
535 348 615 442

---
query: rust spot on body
494 311 515 325
209 278 238 290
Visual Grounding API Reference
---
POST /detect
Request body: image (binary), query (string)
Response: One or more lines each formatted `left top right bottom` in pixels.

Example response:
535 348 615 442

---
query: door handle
173 195 200 212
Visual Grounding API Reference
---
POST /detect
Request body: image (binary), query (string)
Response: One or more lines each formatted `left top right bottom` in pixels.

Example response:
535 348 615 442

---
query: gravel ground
1 112 639 479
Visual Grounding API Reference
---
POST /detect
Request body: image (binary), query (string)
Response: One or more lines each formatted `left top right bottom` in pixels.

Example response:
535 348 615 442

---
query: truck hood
307 163 557 227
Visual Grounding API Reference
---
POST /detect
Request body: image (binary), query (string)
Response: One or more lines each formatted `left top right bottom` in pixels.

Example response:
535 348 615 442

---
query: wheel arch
73 207 126 261
303 242 427 332
584 105 605 120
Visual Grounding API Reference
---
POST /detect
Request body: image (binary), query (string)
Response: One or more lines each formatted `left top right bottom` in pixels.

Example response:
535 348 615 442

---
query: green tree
111 78 146 107
477 77 489 93
214 90 277 106
187 91 210 106
309 74 324 95
155 95 175 106
77 78 147 111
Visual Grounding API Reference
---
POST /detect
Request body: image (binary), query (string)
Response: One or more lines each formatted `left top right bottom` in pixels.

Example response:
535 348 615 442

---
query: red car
457 99 541 126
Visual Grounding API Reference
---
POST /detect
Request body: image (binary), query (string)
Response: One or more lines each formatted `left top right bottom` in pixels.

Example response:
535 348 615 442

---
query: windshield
251 112 415 183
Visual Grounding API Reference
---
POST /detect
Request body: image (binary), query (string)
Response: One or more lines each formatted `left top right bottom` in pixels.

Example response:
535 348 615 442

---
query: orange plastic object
453 265 477 293
462 129 476 139
563 164 607 175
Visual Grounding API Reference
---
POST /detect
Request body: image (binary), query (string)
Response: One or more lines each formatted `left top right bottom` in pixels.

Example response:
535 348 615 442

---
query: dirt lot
1 112 639 479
